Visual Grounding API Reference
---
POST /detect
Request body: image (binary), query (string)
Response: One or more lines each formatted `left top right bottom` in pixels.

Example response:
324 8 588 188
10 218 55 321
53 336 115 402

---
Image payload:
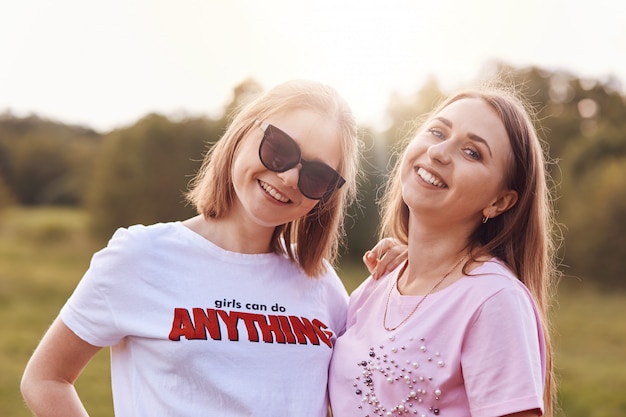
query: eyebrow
433 116 493 157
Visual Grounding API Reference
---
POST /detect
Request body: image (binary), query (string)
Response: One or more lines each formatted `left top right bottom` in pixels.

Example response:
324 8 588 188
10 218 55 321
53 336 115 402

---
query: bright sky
1 0 625 132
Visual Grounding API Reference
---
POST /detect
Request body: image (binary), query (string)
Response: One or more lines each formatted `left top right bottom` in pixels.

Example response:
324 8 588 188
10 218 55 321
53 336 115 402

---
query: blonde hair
379 86 559 416
186 80 359 277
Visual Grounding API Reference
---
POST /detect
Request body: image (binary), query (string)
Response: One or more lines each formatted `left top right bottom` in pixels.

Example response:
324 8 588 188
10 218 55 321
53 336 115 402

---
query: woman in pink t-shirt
329 86 560 417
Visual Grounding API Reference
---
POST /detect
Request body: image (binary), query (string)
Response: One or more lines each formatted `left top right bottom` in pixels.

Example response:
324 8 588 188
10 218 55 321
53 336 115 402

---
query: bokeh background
1 1 625 416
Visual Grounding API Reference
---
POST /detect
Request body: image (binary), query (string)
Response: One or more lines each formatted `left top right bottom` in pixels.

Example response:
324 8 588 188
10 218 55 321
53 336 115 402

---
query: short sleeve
461 286 545 417
60 227 143 346
321 259 350 337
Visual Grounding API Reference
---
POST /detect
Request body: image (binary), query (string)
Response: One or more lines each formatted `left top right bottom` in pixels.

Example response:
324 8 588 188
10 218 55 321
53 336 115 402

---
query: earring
482 216 489 224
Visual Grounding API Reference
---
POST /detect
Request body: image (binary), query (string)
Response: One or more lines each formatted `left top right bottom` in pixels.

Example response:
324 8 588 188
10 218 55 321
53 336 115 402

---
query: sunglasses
258 122 346 200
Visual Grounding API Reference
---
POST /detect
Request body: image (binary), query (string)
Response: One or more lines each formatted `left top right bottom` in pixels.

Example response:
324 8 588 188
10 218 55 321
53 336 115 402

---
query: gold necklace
383 253 468 331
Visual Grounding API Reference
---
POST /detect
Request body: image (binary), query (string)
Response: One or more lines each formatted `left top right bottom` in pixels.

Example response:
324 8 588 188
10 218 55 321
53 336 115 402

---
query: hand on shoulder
363 237 407 280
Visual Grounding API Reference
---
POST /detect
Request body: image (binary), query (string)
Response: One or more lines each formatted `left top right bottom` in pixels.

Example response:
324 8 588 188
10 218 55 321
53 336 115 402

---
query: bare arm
21 317 102 417
363 237 407 279
502 410 541 417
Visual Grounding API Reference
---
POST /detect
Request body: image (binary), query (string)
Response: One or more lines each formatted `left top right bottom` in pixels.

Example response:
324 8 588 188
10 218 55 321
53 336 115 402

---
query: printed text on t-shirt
168 307 334 348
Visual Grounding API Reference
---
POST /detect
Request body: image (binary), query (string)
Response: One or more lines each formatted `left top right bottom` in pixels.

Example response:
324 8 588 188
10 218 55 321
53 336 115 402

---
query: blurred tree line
1 65 625 290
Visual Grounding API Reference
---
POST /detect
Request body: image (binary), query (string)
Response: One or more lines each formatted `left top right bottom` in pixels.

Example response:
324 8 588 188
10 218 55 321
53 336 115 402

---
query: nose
427 140 453 165
276 164 302 190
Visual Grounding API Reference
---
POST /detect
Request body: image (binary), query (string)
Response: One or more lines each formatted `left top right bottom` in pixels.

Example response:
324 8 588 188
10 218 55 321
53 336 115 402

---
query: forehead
435 98 511 154
265 109 343 168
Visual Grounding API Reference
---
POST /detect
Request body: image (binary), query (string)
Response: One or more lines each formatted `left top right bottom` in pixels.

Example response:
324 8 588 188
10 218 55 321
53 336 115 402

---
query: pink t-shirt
329 258 545 417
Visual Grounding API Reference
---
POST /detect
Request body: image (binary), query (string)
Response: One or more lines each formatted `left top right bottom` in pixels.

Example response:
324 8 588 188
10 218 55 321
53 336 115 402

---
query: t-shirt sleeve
345 275 383 329
59 226 145 347
322 260 350 337
462 286 546 417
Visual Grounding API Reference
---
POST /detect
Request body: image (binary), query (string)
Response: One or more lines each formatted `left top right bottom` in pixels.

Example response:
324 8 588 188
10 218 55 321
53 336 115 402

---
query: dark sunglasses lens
259 124 345 200
299 162 342 199
259 128 300 172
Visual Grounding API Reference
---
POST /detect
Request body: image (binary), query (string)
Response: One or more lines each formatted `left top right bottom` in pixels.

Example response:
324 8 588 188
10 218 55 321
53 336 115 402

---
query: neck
183 213 275 254
399 221 471 294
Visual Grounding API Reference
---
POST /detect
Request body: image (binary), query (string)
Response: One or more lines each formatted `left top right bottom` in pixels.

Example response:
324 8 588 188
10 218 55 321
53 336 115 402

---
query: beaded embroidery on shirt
352 333 446 416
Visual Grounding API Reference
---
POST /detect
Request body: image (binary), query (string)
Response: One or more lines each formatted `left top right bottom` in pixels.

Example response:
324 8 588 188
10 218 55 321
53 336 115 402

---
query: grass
1 207 625 417
553 282 626 417
0 207 112 417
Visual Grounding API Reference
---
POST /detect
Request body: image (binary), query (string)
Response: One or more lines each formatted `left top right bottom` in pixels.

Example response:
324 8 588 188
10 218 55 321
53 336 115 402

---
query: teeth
260 181 290 203
417 168 447 188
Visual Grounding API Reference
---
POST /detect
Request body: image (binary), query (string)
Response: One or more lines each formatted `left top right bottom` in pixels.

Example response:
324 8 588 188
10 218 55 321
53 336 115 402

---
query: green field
1 207 625 417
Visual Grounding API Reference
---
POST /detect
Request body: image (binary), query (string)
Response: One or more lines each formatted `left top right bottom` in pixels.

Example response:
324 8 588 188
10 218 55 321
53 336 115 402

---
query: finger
376 247 408 276
367 237 399 261
363 251 379 275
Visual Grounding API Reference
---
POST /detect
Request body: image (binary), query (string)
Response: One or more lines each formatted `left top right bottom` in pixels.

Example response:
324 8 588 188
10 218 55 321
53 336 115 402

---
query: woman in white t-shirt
330 86 560 417
21 80 394 417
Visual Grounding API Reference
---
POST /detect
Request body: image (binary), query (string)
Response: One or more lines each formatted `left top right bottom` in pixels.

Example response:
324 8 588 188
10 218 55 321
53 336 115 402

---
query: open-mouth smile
417 167 447 188
259 180 291 203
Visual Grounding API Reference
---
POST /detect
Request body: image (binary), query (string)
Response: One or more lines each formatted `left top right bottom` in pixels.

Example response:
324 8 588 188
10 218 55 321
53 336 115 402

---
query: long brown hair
186 80 360 277
379 86 560 416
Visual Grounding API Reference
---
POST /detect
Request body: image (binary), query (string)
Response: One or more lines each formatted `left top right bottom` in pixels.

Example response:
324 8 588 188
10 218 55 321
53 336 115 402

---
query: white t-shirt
60 222 349 417
328 259 545 417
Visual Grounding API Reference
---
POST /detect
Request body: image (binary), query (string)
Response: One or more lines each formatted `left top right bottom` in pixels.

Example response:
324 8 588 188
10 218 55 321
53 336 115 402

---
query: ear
483 189 518 220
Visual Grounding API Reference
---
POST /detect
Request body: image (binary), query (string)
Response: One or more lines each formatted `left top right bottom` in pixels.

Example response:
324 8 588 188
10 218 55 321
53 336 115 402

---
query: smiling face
231 108 343 230
400 97 518 226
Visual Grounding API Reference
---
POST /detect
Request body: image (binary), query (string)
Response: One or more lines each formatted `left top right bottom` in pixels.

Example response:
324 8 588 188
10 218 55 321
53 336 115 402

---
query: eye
429 128 445 139
463 147 481 161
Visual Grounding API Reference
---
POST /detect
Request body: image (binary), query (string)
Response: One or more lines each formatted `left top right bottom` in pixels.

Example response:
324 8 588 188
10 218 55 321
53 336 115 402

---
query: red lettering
312 318 333 348
237 312 262 342
217 309 240 341
258 314 287 343
278 315 297 344
288 316 320 345
169 307 332 349
192 308 222 340
168 308 196 341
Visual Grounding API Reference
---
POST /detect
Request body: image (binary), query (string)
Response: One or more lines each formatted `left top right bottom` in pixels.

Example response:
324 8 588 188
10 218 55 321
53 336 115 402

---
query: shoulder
315 259 350 301
459 258 540 324
91 222 183 269
349 264 399 307
271 257 349 302
465 258 529 294
108 222 181 246
108 221 186 250
444 258 539 317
